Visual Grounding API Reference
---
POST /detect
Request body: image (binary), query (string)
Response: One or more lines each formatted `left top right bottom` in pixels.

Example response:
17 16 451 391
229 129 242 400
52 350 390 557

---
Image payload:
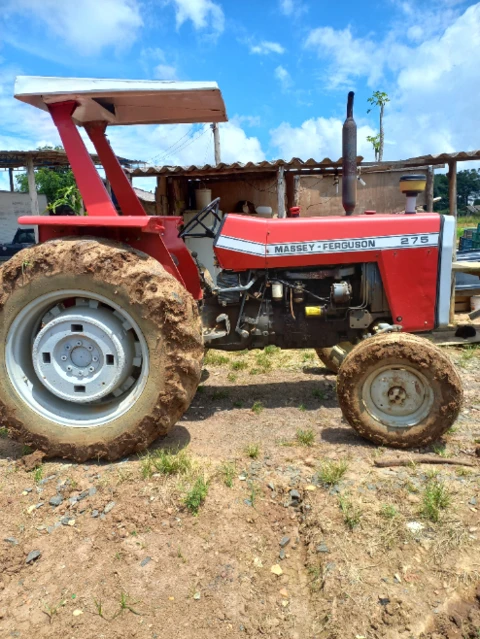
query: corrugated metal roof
127 149 480 178
127 156 364 177
0 149 138 169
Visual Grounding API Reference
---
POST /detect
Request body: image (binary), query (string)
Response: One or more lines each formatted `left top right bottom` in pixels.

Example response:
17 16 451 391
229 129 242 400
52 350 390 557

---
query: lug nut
87 345 93 351
61 355 67 361
76 341 82 346
67 366 72 372
89 367 94 372
65 345 71 351
92 356 98 362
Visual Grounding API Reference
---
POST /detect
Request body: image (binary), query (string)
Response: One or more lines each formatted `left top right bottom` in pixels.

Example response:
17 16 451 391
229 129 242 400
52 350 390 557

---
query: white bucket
195 188 212 210
471 295 480 312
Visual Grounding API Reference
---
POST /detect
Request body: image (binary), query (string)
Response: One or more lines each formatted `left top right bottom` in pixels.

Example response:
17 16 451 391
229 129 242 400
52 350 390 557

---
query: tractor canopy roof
14 76 228 126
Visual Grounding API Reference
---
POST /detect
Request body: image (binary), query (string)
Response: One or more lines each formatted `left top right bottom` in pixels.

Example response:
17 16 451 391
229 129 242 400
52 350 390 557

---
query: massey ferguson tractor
0 76 462 461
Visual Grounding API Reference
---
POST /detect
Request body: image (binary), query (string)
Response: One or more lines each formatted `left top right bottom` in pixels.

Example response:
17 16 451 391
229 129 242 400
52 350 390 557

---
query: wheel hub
362 365 434 428
32 305 136 404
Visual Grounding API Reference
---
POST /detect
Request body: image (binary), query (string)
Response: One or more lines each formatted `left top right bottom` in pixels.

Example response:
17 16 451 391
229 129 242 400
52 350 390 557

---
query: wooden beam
8 168 14 192
293 175 300 207
452 261 480 274
285 171 294 211
211 123 221 165
26 155 40 216
277 166 286 218
425 165 434 211
448 160 458 324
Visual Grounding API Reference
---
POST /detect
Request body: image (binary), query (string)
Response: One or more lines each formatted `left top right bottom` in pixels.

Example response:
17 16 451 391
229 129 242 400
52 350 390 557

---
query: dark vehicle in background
0 228 36 262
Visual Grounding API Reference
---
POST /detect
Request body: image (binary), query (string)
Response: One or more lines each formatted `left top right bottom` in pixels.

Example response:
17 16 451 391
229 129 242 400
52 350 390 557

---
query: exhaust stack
342 91 357 216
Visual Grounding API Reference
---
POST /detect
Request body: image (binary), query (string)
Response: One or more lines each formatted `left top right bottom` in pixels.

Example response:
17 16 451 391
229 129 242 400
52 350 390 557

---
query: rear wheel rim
362 363 434 428
6 290 149 428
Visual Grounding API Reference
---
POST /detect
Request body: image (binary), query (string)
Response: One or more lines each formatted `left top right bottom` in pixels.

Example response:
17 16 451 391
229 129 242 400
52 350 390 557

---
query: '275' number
400 235 430 245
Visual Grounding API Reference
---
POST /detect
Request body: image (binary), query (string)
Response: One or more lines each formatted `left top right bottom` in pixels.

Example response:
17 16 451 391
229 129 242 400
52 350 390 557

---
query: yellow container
305 306 323 317
399 175 426 194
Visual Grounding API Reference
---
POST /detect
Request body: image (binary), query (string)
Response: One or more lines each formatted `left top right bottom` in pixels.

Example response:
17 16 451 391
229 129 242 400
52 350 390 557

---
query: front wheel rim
361 363 434 429
6 290 149 428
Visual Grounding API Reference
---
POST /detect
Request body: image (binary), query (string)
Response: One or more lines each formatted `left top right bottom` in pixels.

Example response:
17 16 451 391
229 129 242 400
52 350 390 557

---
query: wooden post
8 168 14 192
448 160 457 324
285 170 294 211
26 155 40 216
277 165 286 218
425 165 434 211
211 123 221 165
293 175 300 207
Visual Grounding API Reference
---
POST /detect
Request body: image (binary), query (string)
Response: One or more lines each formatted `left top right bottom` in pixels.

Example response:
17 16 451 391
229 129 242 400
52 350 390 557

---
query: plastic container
195 188 212 210
471 295 480 312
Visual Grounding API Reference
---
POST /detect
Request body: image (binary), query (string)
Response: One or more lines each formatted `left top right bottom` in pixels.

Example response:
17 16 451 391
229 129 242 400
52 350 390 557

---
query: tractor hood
14 76 228 126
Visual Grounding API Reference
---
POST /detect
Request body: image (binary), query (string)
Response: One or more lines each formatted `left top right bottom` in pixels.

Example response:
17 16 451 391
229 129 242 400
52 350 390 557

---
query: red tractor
0 77 462 461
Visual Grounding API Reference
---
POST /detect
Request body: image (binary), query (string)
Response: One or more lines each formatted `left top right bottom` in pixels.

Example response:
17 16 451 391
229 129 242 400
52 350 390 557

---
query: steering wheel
179 197 222 239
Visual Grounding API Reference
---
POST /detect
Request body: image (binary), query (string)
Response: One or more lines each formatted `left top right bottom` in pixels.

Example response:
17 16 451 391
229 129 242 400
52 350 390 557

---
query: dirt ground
0 345 479 639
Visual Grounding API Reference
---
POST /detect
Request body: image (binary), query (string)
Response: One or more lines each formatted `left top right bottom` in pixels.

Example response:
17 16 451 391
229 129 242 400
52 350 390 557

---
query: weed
0 427 8 439
302 350 315 362
212 390 229 400
264 345 281 355
245 443 260 459
247 480 259 507
307 564 325 592
338 494 361 530
231 360 248 371
249 368 260 375
251 401 264 415
141 448 191 479
380 504 398 519
433 444 448 458
312 388 326 400
233 401 244 408
227 372 237 383
455 467 472 478
458 345 479 367
233 349 249 356
255 352 272 372
43 598 66 622
177 547 187 563
446 425 459 435
32 465 44 484
184 476 209 515
204 351 229 367
298 403 307 412
116 468 132 484
422 479 451 522
317 459 348 486
21 444 33 456
296 428 315 447
119 592 141 615
196 385 205 394
219 461 236 488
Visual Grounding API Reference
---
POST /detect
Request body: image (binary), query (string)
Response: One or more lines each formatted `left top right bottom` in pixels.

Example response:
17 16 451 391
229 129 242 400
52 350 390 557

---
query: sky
0 0 479 192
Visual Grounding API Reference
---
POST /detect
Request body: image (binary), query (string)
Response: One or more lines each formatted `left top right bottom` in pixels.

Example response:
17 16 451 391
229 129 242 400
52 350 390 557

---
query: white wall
0 191 46 243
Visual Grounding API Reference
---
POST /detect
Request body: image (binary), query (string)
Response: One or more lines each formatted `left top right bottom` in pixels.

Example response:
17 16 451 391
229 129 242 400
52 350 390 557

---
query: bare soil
0 345 479 639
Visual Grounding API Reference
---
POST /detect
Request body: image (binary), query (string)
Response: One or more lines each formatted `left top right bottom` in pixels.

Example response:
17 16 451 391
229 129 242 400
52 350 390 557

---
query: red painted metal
47 102 118 218
85 122 147 217
160 217 202 299
214 213 442 332
20 215 153 228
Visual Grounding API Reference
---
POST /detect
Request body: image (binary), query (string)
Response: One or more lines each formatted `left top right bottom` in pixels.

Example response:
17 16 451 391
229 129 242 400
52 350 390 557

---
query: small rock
316 543 329 554
279 549 286 560
104 501 116 514
379 597 390 606
394 573 402 583
279 536 290 548
304 484 316 491
469 497 478 506
49 495 63 507
267 482 275 491
304 458 315 468
289 489 301 500
88 486 97 497
91 510 99 518
27 502 44 514
4 537 18 545
279 588 289 598
22 488 33 495
26 550 41 564
38 475 56 486
60 516 74 526
140 557 152 567
406 521 424 533
271 564 283 576
193 592 201 600
72 609 83 617
78 490 90 501
68 496 79 506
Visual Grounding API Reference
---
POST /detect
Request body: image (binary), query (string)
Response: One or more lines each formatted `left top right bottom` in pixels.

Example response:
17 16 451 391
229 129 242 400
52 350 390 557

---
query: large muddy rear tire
0 238 203 461
337 333 463 448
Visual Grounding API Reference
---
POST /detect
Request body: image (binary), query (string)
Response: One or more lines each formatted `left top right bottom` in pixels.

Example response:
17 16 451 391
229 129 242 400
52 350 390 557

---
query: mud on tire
336 332 463 448
0 238 204 461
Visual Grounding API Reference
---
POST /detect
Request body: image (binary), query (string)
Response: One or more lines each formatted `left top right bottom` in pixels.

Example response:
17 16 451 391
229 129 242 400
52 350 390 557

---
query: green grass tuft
317 459 348 486
219 461 236 488
422 478 451 522
296 428 315 447
338 494 361 530
141 448 191 479
184 476 209 514
245 443 260 459
251 401 264 415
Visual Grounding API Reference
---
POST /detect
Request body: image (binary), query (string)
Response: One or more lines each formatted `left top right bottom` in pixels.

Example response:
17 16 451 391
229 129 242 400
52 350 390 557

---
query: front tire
337 333 463 448
0 238 203 461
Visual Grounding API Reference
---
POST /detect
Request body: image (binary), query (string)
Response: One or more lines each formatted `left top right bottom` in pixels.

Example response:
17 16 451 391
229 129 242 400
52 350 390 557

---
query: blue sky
0 0 479 191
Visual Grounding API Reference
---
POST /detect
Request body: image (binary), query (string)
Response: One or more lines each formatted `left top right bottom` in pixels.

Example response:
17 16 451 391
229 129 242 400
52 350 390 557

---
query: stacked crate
459 224 480 251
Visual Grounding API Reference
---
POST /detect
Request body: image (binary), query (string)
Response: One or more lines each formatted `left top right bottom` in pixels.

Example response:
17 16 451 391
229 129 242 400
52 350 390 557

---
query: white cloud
274 65 293 91
270 117 377 161
2 0 143 56
279 0 306 16
250 41 285 55
169 0 224 34
153 64 178 80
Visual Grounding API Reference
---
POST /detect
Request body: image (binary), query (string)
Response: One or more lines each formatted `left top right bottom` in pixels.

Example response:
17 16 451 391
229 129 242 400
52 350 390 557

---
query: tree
16 145 79 209
433 168 480 215
367 91 390 162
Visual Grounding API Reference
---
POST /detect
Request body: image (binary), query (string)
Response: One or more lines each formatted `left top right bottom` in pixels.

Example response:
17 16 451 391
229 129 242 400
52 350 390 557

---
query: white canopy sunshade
14 76 228 126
